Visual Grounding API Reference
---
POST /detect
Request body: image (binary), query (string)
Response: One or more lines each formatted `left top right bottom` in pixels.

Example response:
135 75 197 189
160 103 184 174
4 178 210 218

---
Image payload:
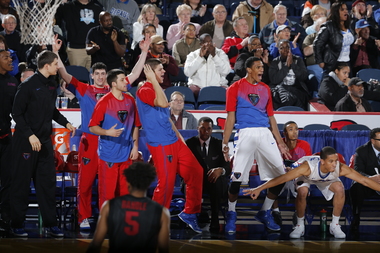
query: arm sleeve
12 85 34 137
88 100 106 128
313 25 329 64
184 52 204 77
52 108 70 127
165 56 179 76
222 38 243 59
234 53 249 78
225 85 238 112
70 77 89 97
268 59 289 85
213 50 231 76
354 149 371 177
136 83 156 107
265 85 274 116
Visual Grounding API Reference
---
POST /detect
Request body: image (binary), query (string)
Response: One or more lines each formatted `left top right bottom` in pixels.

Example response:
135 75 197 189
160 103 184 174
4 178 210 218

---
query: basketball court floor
1 209 379 252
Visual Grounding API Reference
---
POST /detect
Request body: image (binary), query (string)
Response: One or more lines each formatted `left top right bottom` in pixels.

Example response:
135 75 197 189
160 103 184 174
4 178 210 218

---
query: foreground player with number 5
243 146 380 239
87 162 170 253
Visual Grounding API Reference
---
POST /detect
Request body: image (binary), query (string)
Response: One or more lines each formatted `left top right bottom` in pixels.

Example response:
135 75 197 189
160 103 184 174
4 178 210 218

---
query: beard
103 26 113 32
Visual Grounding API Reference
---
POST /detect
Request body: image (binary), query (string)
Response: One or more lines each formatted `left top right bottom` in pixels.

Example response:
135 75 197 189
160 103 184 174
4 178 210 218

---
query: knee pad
229 181 241 195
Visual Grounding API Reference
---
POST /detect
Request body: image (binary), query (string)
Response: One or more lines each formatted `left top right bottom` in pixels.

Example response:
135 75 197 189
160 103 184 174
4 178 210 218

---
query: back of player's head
245 56 261 69
198 116 214 126
92 62 107 72
37 50 58 69
370 128 380 139
123 162 157 191
145 58 162 71
283 121 297 132
320 146 337 160
107 69 125 87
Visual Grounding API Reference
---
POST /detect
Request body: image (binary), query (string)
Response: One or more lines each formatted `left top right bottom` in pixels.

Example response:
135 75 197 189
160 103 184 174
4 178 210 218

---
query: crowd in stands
2 0 380 243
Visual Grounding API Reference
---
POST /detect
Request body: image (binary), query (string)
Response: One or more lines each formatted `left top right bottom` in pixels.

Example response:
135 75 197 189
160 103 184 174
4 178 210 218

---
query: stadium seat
202 105 226 110
276 106 305 111
341 124 370 131
303 124 330 130
356 68 380 82
197 86 226 109
169 67 188 83
164 86 196 108
66 65 90 83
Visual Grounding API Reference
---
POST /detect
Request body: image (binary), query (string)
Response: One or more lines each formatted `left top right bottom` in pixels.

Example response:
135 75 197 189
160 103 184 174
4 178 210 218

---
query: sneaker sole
255 216 281 231
12 233 28 237
329 228 346 239
178 215 202 234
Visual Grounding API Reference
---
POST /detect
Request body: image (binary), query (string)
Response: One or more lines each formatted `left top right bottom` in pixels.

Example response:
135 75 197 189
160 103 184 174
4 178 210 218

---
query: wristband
222 144 229 153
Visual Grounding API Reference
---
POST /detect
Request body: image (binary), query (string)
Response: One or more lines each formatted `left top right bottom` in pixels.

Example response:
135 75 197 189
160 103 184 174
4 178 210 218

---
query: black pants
203 176 228 219
10 133 57 228
350 182 378 216
0 134 12 222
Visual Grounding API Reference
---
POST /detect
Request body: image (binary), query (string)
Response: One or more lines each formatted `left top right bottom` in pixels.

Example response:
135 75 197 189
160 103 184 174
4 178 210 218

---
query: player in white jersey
243 146 380 239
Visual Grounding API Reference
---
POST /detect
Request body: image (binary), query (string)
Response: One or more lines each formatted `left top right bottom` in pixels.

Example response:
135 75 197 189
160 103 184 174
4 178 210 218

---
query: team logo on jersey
23 153 31 160
82 157 91 165
118 110 128 123
96 93 106 101
106 162 114 168
80 9 95 25
234 172 241 179
248 94 260 106
167 155 173 163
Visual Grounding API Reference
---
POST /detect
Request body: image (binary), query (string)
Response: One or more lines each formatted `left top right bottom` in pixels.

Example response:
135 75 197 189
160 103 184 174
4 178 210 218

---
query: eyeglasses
214 11 226 14
4 22 16 25
172 99 184 103
373 138 380 141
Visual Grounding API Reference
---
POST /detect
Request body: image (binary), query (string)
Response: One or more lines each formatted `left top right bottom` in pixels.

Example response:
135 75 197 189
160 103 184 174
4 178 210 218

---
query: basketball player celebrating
89 69 141 210
243 146 380 239
136 61 204 233
87 162 170 253
222 56 291 234
53 35 150 230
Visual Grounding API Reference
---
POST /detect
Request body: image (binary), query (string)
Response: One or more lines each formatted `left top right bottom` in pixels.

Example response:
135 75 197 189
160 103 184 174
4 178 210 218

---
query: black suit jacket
186 136 231 187
354 141 380 178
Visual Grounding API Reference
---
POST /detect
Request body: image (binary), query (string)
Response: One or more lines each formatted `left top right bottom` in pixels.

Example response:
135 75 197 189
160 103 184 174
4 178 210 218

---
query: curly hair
123 162 157 191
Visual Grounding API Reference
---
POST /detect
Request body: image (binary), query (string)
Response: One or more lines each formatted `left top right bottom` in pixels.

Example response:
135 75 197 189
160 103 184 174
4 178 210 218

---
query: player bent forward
244 146 380 239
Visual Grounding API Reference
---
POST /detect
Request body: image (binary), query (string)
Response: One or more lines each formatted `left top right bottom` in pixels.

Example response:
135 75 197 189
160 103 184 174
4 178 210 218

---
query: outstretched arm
243 162 310 199
341 163 380 192
53 34 73 84
128 37 151 84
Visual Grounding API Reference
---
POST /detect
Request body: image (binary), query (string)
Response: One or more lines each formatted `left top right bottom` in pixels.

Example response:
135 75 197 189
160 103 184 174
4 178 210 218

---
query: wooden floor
1 238 380 253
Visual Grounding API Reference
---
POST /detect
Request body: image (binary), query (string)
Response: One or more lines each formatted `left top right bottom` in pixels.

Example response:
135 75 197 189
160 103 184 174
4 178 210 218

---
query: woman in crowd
132 23 159 63
132 4 163 50
301 0 332 28
166 4 201 50
305 5 327 34
183 0 212 25
314 2 354 78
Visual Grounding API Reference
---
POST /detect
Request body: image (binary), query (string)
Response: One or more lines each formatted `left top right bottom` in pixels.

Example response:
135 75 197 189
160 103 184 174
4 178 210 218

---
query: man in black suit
185 117 231 231
350 127 380 231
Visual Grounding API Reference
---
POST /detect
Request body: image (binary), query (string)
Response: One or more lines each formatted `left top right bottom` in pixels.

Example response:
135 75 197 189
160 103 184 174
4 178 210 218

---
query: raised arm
143 65 169 108
53 35 73 84
127 37 151 84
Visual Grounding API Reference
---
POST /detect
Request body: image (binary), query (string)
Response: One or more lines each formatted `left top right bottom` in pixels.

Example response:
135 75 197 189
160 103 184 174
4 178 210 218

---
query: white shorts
231 127 285 183
295 176 342 201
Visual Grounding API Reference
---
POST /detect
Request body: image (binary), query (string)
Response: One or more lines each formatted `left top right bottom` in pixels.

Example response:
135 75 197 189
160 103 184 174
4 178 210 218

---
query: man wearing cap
350 19 380 76
334 77 373 112
259 4 306 50
268 25 303 60
86 11 126 70
135 35 179 89
350 0 378 37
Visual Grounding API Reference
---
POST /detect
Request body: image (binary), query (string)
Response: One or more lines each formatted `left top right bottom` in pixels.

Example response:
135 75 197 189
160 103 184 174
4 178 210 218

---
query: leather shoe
210 217 220 232
350 216 360 232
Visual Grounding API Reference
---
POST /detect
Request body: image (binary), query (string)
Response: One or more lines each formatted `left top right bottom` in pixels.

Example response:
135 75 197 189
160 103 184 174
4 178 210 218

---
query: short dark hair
320 146 337 159
283 121 297 132
245 56 261 69
183 22 195 31
107 69 125 88
123 162 157 191
142 23 156 35
37 50 58 70
92 62 107 72
199 33 211 43
334 62 350 71
198 116 214 126
145 58 162 70
0 35 9 50
370 128 380 139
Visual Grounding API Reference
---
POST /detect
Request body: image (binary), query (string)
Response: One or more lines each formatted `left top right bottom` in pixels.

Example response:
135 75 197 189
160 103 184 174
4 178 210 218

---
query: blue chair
341 124 370 131
303 124 330 130
356 68 380 82
369 100 380 112
164 86 196 108
276 106 305 111
169 67 188 83
197 86 226 110
202 105 226 110
66 65 90 83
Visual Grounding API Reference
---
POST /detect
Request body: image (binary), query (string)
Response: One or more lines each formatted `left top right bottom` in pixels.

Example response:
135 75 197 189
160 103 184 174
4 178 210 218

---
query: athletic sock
297 216 305 226
228 200 237 212
272 207 280 212
261 197 275 211
331 215 340 225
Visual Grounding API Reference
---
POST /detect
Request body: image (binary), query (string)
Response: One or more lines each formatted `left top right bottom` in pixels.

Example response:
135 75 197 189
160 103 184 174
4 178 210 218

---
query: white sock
331 215 340 225
228 200 237 212
261 197 275 211
272 207 280 212
297 216 305 226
